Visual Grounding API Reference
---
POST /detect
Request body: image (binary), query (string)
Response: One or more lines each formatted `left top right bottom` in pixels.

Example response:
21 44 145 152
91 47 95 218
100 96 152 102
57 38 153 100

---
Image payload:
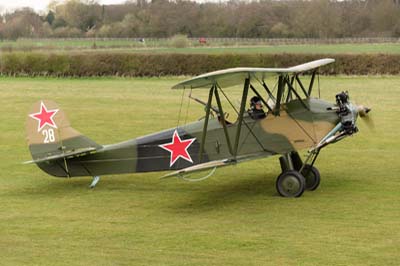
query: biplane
25 58 371 197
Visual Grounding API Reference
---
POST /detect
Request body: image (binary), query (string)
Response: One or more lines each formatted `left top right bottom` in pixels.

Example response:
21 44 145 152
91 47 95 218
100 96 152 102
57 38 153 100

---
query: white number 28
42 129 56 143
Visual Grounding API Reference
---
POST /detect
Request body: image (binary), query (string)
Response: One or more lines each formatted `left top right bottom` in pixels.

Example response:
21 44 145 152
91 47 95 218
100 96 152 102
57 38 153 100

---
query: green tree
55 0 102 32
0 8 45 39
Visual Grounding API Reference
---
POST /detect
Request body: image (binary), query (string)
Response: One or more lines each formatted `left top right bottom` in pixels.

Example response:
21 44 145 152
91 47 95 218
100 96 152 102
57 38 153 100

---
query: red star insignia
29 101 59 132
159 130 196 167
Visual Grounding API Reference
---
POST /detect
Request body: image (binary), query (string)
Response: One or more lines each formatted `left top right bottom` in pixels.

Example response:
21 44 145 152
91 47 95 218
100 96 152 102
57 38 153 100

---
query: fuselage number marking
42 129 56 143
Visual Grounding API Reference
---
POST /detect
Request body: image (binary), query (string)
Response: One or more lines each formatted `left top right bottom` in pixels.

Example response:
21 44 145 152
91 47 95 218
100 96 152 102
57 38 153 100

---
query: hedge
1 52 399 77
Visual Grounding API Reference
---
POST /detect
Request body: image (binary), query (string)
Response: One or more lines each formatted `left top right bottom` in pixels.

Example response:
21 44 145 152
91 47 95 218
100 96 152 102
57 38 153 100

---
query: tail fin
26 100 102 177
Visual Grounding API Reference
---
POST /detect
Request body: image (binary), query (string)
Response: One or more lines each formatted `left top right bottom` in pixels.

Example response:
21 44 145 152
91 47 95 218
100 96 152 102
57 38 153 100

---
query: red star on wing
159 130 196 167
29 101 59 132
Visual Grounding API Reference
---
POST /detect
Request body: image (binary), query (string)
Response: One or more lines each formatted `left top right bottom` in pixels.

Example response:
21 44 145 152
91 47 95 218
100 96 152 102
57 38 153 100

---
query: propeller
356 105 374 130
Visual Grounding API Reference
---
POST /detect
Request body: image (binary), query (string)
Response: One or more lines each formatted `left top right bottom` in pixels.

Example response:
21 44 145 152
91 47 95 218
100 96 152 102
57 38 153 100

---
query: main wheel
301 164 321 191
276 170 306 198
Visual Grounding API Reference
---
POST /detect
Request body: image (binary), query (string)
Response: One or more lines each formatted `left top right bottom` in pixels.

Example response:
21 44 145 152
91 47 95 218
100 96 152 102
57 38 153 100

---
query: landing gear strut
89 176 100 188
276 151 321 197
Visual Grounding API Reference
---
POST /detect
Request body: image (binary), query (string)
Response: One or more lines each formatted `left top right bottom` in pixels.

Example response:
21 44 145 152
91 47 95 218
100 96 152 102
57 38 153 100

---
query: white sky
0 0 128 14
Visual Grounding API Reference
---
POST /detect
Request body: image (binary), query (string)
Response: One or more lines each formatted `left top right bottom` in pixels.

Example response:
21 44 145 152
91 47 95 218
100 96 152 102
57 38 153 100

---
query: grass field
2 39 400 54
1 76 399 265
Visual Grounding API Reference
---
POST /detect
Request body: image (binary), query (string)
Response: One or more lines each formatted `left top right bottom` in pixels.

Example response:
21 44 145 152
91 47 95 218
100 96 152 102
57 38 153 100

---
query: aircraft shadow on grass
14 172 276 207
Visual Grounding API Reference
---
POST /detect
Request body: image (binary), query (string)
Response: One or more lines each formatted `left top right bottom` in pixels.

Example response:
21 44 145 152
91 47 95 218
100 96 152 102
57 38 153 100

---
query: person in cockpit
248 96 266 120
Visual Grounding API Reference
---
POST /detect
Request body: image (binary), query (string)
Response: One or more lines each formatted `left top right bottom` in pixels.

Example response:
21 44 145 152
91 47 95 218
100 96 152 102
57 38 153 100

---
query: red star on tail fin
29 101 59 132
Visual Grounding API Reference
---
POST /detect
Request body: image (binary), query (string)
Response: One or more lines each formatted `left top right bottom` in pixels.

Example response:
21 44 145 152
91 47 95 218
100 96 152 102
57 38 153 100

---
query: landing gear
301 164 320 191
276 170 305 197
89 176 100 188
276 151 321 197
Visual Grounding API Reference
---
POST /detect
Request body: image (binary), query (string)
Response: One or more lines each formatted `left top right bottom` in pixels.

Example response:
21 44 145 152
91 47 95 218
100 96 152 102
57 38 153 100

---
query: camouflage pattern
26 97 340 178
26 59 358 179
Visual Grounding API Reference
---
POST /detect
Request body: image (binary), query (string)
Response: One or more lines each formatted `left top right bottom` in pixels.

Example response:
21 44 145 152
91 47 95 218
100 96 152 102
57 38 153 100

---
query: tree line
0 0 399 40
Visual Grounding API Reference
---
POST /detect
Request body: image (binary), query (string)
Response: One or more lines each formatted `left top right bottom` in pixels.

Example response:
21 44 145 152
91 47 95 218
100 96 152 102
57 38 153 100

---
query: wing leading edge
172 58 335 89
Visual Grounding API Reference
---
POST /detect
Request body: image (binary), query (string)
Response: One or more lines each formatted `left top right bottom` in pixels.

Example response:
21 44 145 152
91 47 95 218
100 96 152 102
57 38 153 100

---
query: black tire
301 164 321 191
276 170 306 198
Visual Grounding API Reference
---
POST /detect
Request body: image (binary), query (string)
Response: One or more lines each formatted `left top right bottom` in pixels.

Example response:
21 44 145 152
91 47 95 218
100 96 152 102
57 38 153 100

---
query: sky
0 0 127 13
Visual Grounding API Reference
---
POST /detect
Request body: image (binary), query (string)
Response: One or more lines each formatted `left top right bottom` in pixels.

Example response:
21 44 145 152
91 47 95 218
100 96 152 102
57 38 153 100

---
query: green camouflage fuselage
32 98 339 177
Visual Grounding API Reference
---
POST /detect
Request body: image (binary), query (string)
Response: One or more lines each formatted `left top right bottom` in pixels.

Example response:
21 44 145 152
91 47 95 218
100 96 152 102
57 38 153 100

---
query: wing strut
214 86 233 155
284 76 310 110
274 75 285 116
262 81 276 101
233 78 250 157
308 70 316 96
295 75 309 98
199 85 215 163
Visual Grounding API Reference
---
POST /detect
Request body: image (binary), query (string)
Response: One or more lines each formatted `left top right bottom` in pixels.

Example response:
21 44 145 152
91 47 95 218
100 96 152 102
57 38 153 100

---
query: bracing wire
318 72 321 99
283 105 316 144
183 87 192 126
219 85 274 154
176 86 186 128
219 85 239 114
254 76 278 102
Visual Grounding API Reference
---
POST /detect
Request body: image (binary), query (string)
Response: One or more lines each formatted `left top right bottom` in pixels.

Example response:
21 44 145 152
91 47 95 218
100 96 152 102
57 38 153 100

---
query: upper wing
172 58 335 89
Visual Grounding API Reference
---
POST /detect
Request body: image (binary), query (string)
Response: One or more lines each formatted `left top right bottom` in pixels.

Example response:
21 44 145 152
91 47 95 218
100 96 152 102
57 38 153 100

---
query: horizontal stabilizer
24 147 97 164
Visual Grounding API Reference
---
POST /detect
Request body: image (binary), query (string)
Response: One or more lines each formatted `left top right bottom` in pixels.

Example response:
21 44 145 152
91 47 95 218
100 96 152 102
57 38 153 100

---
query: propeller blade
357 105 374 130
358 105 371 117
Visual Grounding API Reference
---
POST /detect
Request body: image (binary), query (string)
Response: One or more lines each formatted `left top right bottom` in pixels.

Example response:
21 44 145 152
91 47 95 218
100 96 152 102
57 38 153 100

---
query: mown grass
0 76 399 265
